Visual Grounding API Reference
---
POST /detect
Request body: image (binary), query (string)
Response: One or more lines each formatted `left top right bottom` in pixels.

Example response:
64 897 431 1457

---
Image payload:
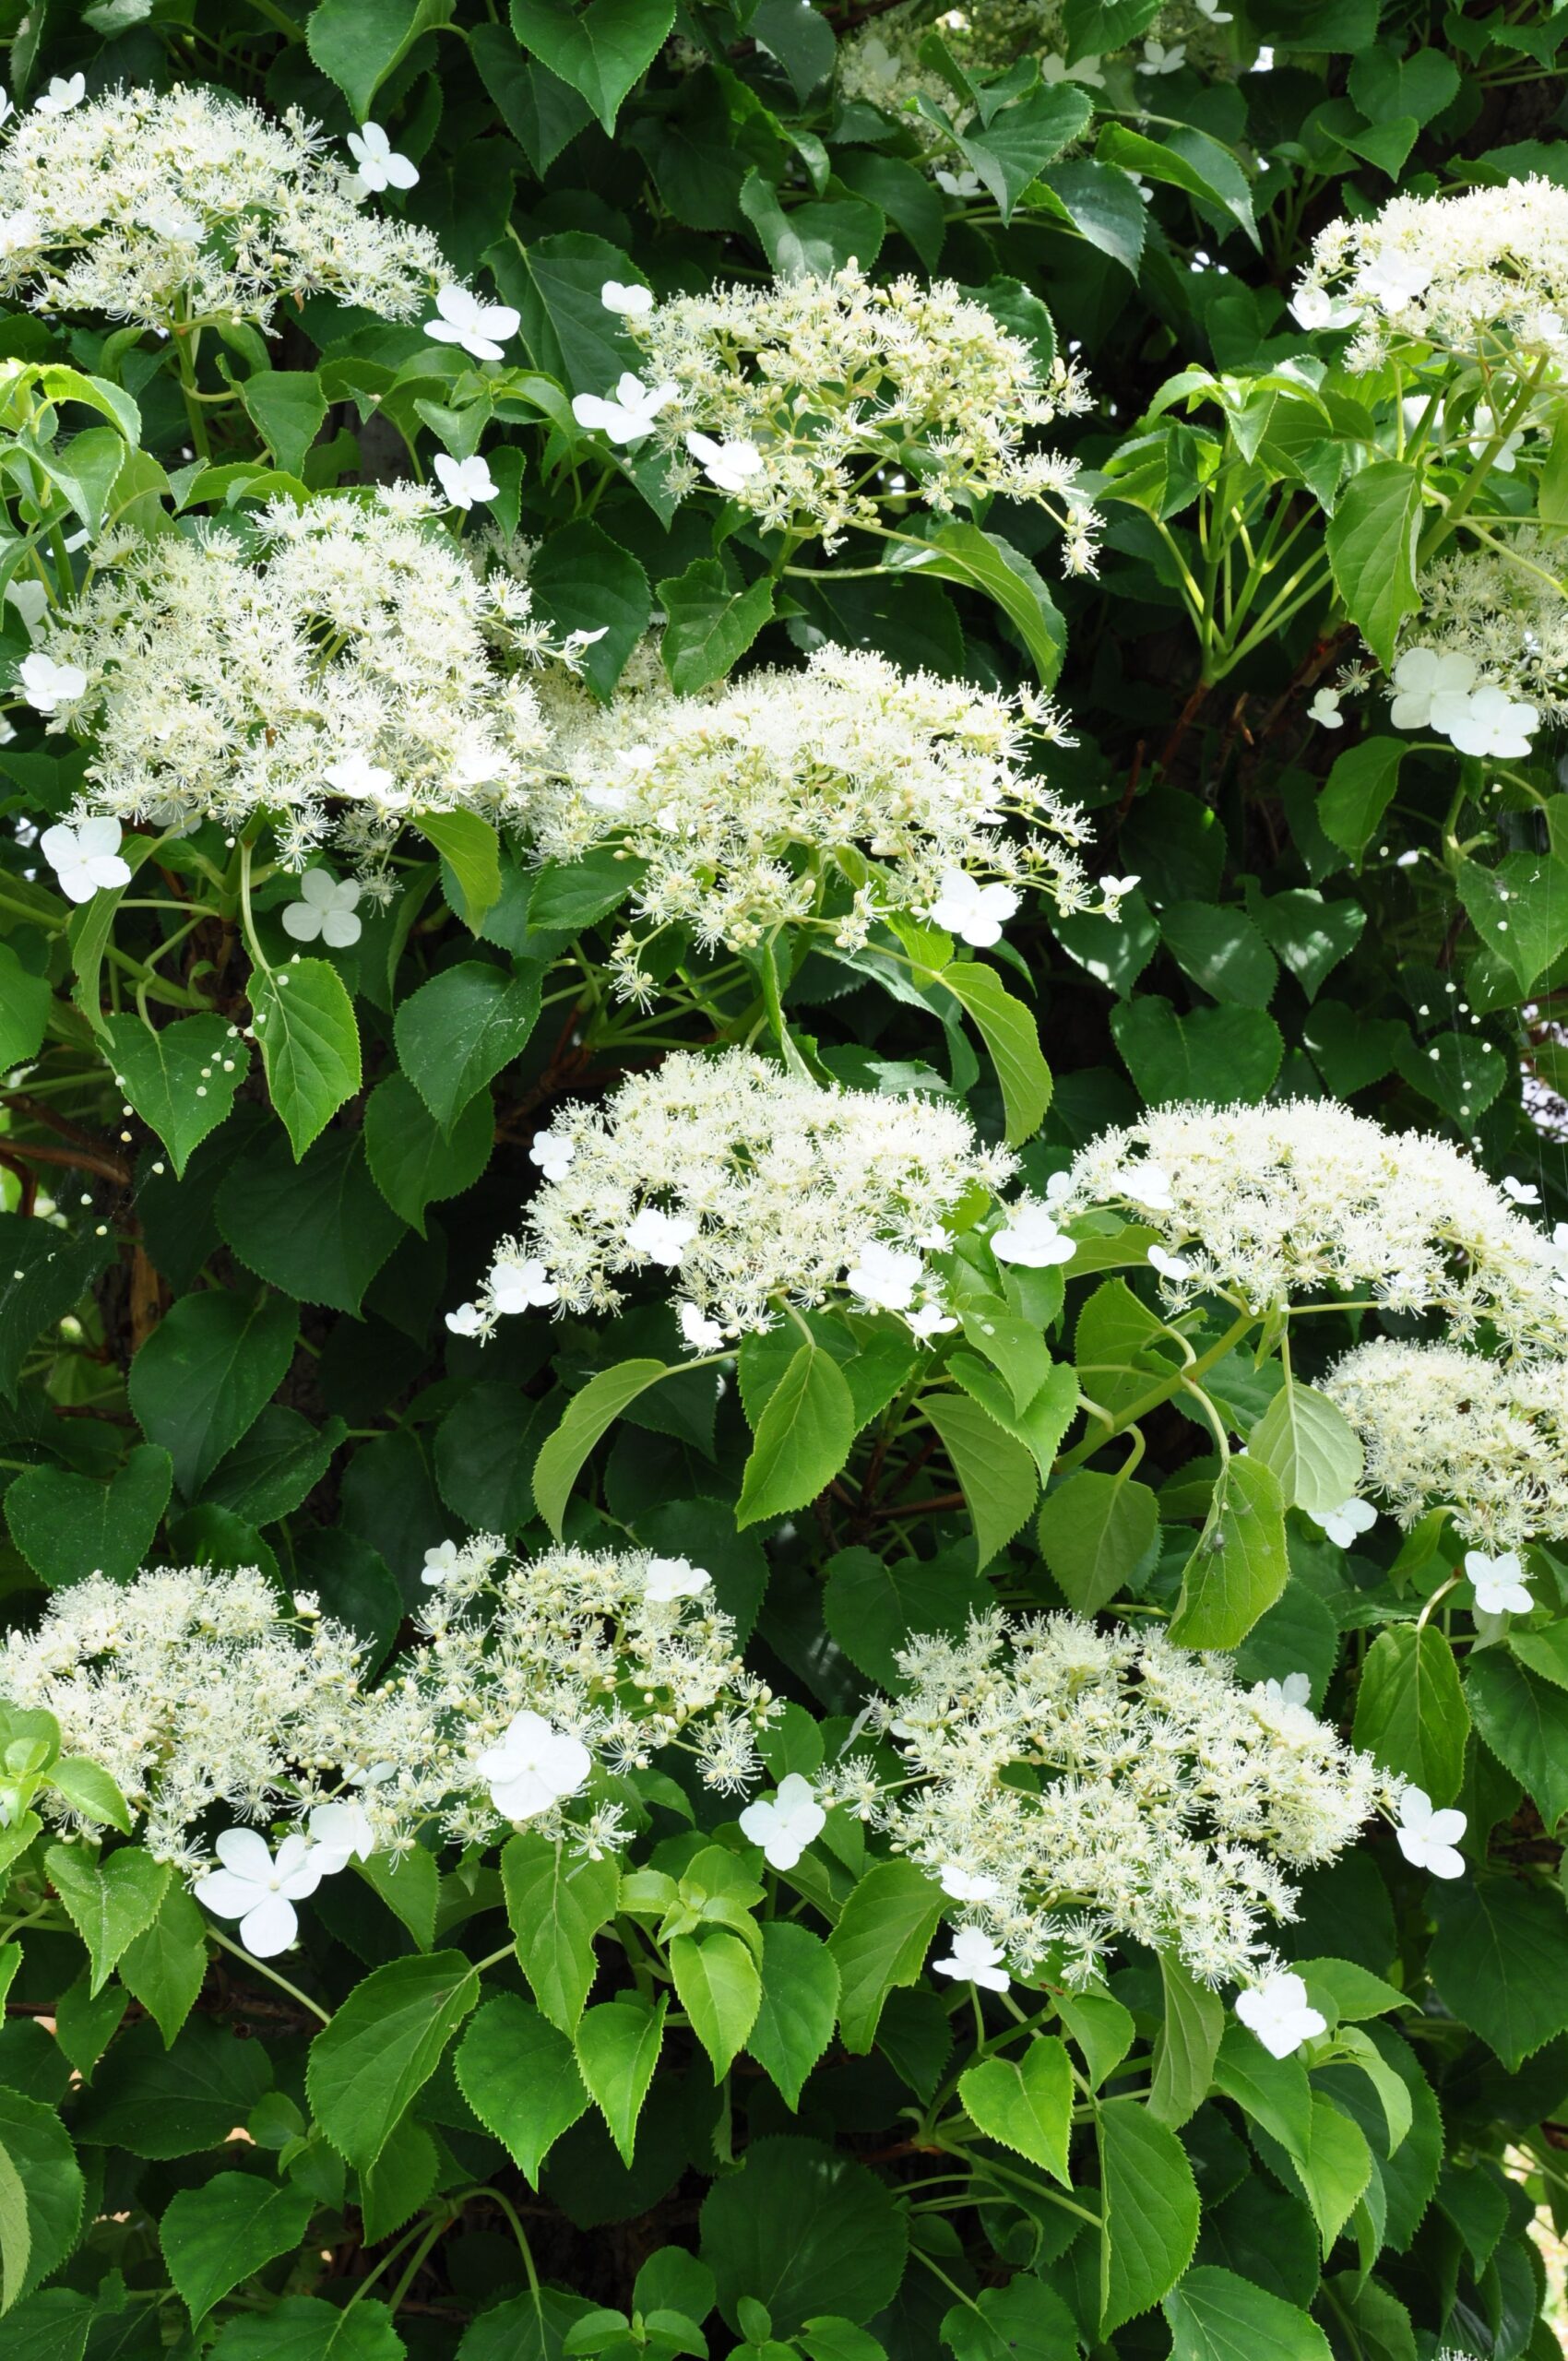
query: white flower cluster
1054 1098 1568 1354
0 1547 778 1939
0 84 448 331
1325 1339 1568 1550
358 1535 780 1857
1386 545 1568 742
0 1567 364 1876
532 642 1099 985
581 263 1097 561
32 491 555 868
836 1611 1388 1987
457 1047 1014 1342
1293 177 1568 379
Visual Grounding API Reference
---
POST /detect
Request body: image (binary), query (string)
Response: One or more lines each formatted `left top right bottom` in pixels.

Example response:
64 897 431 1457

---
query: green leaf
959 2038 1073 2183
0 1216 113 1404
501 1832 621 2030
1098 2097 1200 2333
1352 1625 1468 1805
1250 890 1366 1003
1430 1872 1568 2069
1112 997 1283 1107
1317 739 1403 862
574 1994 666 2165
74 2015 269 2157
531 521 651 700
509 0 676 132
1150 1954 1225 2130
208 2296 405 2359
251 958 362 1160
658 559 775 694
49 1757 133 1834
529 845 641 931
928 959 1051 1145
238 372 327 478
1096 122 1257 243
362 1072 493 1238
1249 1381 1362 1518
455 1992 589 2183
890 521 1064 688
1325 463 1423 668
0 2088 81 2312
511 229 642 391
922 1390 1039 1567
535 1358 671 1538
355 1847 440 1951
119 1884 209 2047
1169 1453 1289 1649
1395 1029 1507 1125
1160 903 1277 1008
1044 158 1147 276
101 1014 248 1178
746 1921 839 2109
470 22 594 174
1164 2266 1331 2361
47 1845 170 1996
216 1130 406 1315
306 0 453 117
1037 1472 1158 1615
671 1931 761 2081
737 1341 858 1529
955 83 1093 223
700 2138 909 2335
0 943 49 1073
4 1442 172 1587
1457 851 1568 993
827 1858 944 2053
739 172 885 280
129 1287 300 1501
1465 1650 1568 1830
416 811 504 931
822 1543 991 1687
305 1952 480 2172
160 2173 315 2325
394 960 542 1132
751 0 837 100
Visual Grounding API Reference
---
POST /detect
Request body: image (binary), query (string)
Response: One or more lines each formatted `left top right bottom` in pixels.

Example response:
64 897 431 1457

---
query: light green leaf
416 811 504 931
238 372 327 478
1249 1380 1362 1518
455 1992 588 2183
46 1845 170 1996
1098 2097 1200 2334
574 1994 666 2165
658 558 775 694
500 1833 621 2031
102 1014 248 1178
827 1858 944 2053
1037 1472 1158 1615
0 943 50 1071
119 1885 209 2047
746 1922 839 2110
922 1390 1039 1568
1317 738 1403 862
889 520 1065 689
671 1931 761 2081
535 1358 672 1538
1169 1453 1289 1648
737 1341 858 1529
1325 462 1423 668
1150 1954 1224 2130
251 958 362 1160
1352 1625 1468 1805
49 1758 133 1835
305 1952 480 2171
1164 2265 1331 2361
959 2037 1073 2184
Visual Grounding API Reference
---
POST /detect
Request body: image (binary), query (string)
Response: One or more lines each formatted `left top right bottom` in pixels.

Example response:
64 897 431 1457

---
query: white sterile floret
467 1048 1011 1341
35 492 556 868
0 84 446 331
1309 687 1343 728
1389 647 1479 734
530 641 1098 981
194 1827 324 1956
280 870 362 948
618 261 1098 562
1390 545 1568 725
475 1709 592 1821
422 1538 461 1587
991 1201 1076 1268
40 816 130 903
529 1130 576 1182
846 1240 924 1311
1294 178 1568 379
680 1302 726 1353
1325 1340 1568 1548
445 1301 484 1338
1465 1548 1533 1615
839 1612 1388 1991
572 373 678 446
18 650 85 711
601 278 653 315
645 1556 712 1603
940 1864 1001 1902
346 121 419 194
739 1773 826 1869
1446 683 1539 759
433 451 498 510
1234 1970 1326 2059
1503 1175 1541 1205
424 281 519 360
308 1797 375 1869
34 76 86 117
1395 1786 1467 1879
932 1927 1011 1991
1312 1497 1377 1550
1054 1099 1568 1353
925 869 1019 947
488 1254 559 1313
1253 1673 1312 1709
909 1304 958 1341
1147 1243 1194 1283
